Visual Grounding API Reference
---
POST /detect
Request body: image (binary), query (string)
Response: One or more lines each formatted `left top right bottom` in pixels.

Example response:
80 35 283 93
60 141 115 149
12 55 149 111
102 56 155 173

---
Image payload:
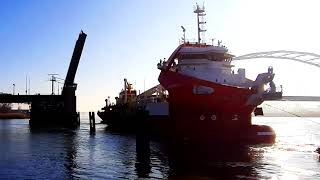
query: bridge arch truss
234 50 320 68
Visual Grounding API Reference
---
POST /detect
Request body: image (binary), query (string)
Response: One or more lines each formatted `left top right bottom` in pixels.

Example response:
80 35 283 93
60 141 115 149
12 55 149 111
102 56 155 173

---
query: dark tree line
0 103 12 113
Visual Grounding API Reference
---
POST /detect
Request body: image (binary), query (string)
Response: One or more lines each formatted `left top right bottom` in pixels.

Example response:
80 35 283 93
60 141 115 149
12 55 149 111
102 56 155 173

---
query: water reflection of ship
166 144 263 179
134 134 265 179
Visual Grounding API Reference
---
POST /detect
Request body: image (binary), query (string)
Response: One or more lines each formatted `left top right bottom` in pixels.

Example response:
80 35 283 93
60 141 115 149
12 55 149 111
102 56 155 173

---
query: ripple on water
0 118 320 179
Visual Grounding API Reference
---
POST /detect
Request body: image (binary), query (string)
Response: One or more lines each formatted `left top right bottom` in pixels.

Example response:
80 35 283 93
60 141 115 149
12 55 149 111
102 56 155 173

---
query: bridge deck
0 94 64 103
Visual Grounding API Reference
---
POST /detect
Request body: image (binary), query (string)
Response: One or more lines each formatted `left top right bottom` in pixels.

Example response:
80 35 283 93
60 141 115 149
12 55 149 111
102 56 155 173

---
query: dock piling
89 112 96 134
77 112 80 125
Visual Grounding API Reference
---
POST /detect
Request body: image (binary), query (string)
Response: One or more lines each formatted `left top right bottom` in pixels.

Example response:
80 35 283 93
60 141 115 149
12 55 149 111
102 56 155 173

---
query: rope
264 103 301 117
264 103 320 126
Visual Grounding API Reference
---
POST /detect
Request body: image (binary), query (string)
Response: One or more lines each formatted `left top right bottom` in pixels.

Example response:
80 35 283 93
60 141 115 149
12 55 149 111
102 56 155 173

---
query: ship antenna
194 3 206 43
48 73 58 95
25 75 28 95
181 26 186 43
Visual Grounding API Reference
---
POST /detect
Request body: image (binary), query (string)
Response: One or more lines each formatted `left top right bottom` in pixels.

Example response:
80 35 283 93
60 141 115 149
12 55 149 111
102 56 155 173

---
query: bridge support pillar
29 94 79 129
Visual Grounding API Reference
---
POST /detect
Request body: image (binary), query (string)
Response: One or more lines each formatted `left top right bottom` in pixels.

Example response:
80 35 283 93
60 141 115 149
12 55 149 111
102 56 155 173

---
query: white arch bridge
234 50 320 68
233 50 320 101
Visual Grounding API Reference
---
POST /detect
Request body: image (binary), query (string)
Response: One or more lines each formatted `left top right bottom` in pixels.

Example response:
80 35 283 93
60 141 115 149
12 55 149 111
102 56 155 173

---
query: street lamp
13 84 15 95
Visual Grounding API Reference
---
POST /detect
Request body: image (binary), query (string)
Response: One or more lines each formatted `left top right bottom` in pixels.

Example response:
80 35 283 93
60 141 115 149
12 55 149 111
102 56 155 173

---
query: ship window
180 54 207 59
180 53 227 61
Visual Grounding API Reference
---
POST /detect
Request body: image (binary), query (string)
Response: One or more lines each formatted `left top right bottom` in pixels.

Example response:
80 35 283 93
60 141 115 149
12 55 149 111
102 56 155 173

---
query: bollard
92 111 96 132
77 112 80 125
89 112 92 130
135 109 151 176
89 112 96 134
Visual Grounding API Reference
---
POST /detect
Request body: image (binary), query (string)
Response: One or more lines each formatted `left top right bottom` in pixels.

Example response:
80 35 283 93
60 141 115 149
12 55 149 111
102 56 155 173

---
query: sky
1 0 320 111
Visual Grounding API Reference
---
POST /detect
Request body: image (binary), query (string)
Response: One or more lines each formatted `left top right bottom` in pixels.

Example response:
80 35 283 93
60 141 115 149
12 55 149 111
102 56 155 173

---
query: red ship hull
159 70 275 144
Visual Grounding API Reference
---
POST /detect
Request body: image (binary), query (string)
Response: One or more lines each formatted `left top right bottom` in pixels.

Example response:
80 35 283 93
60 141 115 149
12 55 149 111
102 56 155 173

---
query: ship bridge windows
179 53 231 62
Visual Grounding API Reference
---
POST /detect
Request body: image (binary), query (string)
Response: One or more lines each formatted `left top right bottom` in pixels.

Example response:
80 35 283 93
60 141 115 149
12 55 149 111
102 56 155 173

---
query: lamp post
13 84 15 95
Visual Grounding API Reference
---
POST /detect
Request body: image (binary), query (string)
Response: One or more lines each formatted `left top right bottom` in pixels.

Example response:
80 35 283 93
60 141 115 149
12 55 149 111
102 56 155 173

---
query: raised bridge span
234 50 320 101
0 31 86 128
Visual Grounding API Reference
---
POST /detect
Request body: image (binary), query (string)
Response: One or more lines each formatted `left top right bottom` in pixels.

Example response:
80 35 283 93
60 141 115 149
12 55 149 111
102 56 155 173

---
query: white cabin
176 45 251 88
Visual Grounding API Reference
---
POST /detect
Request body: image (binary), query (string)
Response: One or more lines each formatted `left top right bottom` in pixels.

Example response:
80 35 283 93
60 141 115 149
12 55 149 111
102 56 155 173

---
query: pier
0 31 87 128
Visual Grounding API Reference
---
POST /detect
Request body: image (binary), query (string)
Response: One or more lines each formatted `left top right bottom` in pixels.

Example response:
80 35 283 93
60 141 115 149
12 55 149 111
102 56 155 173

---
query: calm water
0 115 319 179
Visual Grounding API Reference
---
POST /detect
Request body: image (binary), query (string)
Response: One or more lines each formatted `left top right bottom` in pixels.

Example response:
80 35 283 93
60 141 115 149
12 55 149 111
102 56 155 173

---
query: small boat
98 79 169 132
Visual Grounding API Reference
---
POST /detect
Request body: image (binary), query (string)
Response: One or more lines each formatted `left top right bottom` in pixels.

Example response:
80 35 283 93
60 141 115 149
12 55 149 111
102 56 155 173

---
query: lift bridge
0 31 87 128
234 50 320 102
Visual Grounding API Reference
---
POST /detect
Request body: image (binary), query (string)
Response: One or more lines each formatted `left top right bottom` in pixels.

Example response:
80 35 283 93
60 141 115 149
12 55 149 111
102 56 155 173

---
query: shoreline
0 112 29 119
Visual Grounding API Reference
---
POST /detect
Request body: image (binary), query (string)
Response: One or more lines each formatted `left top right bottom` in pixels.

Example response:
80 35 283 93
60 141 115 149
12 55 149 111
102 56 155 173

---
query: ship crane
137 84 166 104
124 78 131 104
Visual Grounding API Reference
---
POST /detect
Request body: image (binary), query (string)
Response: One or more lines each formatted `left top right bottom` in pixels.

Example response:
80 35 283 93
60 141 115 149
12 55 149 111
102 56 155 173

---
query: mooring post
89 112 96 134
135 109 151 175
92 111 96 132
89 112 92 132
77 112 80 125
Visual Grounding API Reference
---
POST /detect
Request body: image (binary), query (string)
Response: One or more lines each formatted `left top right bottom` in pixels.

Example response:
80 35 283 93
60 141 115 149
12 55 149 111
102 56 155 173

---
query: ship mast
124 78 128 104
194 3 206 43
